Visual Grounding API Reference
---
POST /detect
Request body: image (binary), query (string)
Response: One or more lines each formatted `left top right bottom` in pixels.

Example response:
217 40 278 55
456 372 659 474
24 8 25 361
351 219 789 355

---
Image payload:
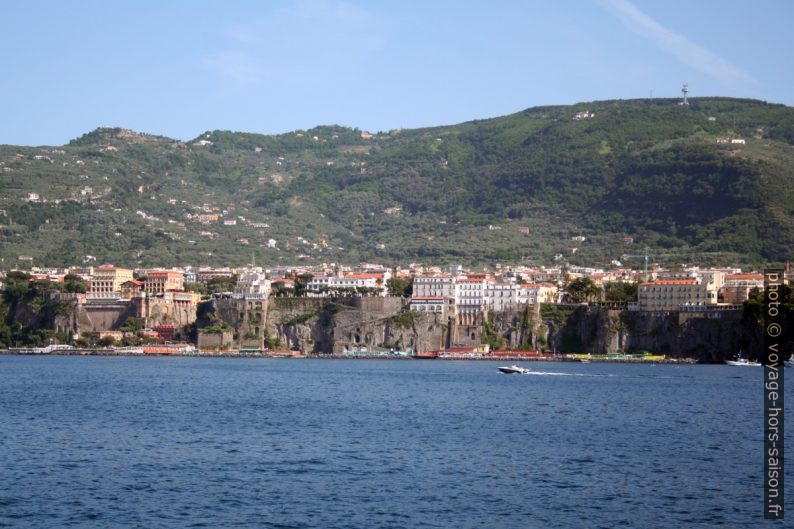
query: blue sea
0 356 789 528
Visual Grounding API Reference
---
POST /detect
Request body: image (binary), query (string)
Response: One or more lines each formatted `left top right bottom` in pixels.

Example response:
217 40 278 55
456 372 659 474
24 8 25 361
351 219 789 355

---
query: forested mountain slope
1 97 792 268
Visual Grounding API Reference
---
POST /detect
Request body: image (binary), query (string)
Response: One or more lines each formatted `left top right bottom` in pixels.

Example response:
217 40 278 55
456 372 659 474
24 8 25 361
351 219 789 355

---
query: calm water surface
0 357 790 528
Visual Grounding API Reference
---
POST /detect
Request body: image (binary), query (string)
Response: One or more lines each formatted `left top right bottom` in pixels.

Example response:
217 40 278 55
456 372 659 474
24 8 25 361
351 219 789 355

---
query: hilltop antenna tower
681 83 689 105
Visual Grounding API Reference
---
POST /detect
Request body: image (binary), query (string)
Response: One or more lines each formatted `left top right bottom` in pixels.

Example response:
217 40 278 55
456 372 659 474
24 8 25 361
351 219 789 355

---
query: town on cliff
0 261 790 362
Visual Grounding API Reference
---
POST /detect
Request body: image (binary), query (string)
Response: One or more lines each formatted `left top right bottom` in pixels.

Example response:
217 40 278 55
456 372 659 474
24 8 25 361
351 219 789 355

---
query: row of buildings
409 274 558 323
406 267 771 319
0 261 783 353
637 271 765 311
12 262 777 312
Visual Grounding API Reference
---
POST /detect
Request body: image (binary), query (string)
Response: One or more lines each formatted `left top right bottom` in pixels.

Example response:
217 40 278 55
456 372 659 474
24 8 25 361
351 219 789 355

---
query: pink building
144 270 184 294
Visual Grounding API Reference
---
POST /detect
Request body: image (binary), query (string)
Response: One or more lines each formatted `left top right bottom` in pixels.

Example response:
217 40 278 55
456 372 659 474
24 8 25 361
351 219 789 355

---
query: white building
697 270 725 291
409 296 446 314
235 269 271 299
456 276 487 317
484 282 519 312
412 274 457 299
307 272 389 296
518 283 559 305
182 267 197 284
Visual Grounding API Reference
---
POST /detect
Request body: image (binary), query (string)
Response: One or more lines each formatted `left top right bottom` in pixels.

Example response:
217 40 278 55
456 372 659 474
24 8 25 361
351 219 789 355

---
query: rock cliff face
204 297 765 361
538 305 761 361
265 297 446 353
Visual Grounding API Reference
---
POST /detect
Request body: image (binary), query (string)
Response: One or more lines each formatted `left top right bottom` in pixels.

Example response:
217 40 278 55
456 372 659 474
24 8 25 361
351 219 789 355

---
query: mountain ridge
1 97 792 268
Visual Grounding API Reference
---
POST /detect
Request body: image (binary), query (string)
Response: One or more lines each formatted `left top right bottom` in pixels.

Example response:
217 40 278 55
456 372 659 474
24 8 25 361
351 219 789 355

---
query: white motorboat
498 364 532 374
725 357 761 366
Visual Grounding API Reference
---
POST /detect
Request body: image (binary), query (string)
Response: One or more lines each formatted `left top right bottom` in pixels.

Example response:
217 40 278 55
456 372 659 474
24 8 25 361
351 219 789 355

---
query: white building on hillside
484 282 519 312
235 269 271 299
409 296 447 314
412 274 457 299
456 276 488 319
307 272 390 296
518 283 559 305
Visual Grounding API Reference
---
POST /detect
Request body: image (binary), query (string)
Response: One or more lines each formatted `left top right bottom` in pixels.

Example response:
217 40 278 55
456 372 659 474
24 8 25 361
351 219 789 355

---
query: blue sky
2 0 792 146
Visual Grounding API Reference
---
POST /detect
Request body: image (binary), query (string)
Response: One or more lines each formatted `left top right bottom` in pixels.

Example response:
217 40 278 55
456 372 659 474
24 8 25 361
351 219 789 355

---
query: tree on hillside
564 277 601 303
206 275 237 295
97 336 116 347
120 317 143 333
604 282 638 303
2 272 33 306
184 282 207 295
386 277 413 297
294 273 314 297
63 274 87 293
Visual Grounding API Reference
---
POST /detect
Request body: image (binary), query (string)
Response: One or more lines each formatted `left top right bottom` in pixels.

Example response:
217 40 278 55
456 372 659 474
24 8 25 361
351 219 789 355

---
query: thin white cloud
225 27 261 46
203 51 262 87
204 0 384 89
599 0 757 88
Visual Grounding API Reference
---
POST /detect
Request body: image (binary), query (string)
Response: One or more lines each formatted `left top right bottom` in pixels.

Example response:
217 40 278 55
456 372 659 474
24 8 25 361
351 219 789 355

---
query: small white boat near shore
498 364 532 374
725 357 761 366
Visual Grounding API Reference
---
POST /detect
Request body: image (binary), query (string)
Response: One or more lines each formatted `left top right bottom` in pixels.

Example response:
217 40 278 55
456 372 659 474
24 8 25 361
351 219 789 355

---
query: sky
1 0 792 146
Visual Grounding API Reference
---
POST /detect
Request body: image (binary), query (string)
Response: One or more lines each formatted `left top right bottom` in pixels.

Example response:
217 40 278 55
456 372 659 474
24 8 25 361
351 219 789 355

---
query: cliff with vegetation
264 297 446 354
1 97 792 268
196 295 790 361
3 279 791 359
537 305 765 360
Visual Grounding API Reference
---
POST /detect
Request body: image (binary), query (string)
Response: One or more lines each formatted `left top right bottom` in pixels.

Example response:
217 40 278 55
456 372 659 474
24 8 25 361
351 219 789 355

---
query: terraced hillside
0 97 792 268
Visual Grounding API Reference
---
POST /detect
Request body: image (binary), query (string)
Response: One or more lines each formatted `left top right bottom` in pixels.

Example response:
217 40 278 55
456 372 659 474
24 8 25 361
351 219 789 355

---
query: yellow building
88 265 134 298
638 279 717 311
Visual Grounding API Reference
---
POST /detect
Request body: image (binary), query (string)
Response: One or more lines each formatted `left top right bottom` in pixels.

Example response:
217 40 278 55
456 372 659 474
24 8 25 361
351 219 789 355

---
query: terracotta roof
725 274 764 280
344 273 382 279
643 279 697 285
147 270 183 276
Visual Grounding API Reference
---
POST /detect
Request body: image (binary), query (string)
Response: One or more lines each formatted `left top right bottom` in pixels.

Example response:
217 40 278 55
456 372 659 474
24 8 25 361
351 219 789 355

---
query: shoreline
0 349 701 363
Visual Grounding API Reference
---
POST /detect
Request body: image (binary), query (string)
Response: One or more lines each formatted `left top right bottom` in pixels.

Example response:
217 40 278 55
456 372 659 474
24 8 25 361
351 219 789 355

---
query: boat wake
522 371 695 381
525 371 615 377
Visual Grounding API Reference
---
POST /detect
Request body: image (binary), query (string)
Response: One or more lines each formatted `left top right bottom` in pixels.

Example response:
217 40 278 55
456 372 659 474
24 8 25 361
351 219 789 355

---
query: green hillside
1 97 792 268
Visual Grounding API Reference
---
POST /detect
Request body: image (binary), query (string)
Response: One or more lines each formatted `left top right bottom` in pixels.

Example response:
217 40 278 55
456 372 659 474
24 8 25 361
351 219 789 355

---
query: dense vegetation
1 98 792 268
0 272 80 347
